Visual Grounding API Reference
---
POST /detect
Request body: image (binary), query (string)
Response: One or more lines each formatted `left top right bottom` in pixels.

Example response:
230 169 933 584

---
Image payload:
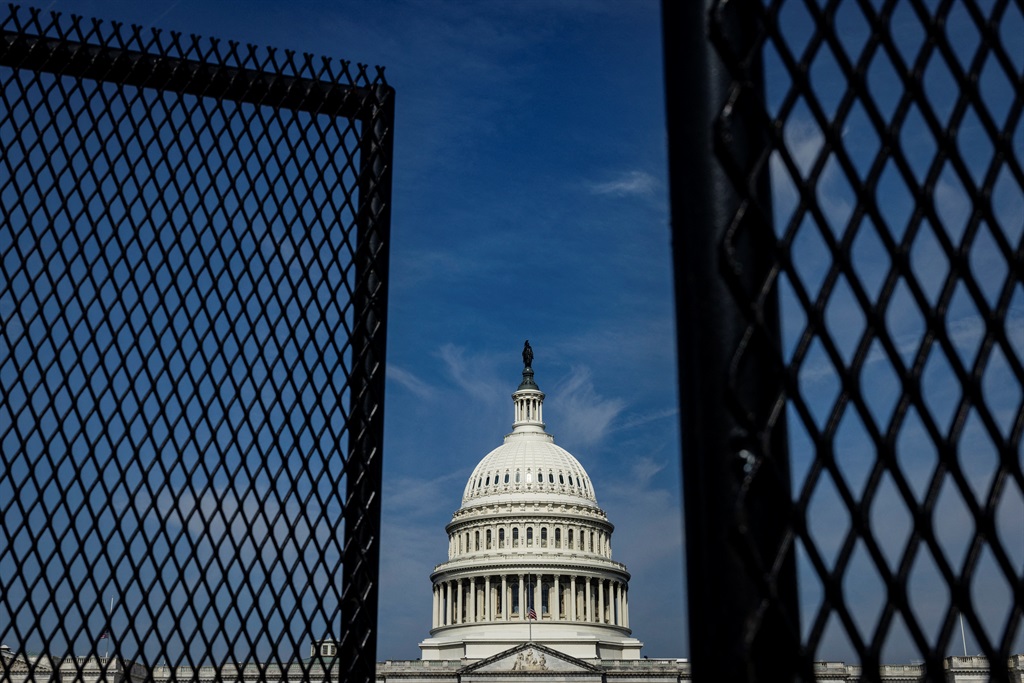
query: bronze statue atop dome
522 340 533 369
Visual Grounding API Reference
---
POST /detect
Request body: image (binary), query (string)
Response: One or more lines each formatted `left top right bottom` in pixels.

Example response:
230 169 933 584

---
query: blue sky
21 0 684 663
6 0 1022 668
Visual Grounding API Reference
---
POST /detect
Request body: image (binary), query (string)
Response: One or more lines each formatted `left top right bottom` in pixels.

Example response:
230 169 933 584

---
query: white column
518 573 525 620
624 587 629 628
553 575 561 620
502 575 509 621
533 576 541 618
433 585 440 627
619 583 625 626
570 576 577 621
485 576 492 621
443 581 450 625
598 579 605 623
456 579 463 624
613 582 620 625
469 577 476 622
584 578 592 622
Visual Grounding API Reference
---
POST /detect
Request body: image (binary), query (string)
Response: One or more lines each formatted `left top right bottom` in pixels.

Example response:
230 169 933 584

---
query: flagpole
959 612 967 656
105 596 112 659
528 575 533 643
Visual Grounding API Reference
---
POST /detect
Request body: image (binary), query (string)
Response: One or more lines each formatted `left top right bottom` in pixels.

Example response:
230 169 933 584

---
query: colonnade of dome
419 346 643 661
431 573 629 628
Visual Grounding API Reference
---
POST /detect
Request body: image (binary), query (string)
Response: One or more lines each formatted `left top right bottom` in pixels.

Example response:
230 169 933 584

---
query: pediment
461 643 600 674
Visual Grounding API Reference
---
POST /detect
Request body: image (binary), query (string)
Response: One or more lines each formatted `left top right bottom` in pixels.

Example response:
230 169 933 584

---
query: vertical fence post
663 1 810 680
341 80 395 682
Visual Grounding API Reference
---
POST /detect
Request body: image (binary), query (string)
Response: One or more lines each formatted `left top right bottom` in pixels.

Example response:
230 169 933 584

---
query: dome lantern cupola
512 340 545 433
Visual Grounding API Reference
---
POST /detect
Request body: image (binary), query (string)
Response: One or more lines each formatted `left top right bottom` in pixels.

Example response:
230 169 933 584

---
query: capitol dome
419 342 643 662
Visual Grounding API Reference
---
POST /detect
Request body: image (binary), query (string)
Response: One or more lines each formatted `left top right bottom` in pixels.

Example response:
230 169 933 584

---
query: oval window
526 472 532 483
559 474 564 484
504 473 510 483
515 471 521 483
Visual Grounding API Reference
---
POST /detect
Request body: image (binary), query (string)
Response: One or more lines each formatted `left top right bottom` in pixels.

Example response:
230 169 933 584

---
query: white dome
421 344 643 662
461 434 597 507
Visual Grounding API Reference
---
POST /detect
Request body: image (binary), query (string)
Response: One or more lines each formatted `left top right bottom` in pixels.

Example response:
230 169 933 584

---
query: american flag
528 608 537 620
99 632 109 640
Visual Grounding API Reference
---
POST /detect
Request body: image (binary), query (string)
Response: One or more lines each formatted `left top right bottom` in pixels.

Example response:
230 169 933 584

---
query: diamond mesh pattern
671 0 1022 680
0 7 392 682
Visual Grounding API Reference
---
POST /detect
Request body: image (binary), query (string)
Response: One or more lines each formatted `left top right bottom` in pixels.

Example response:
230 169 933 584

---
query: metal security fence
665 1 1022 681
0 6 393 682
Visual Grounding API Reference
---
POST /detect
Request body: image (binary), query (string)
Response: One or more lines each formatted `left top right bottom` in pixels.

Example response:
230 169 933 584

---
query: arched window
549 472 554 483
526 527 534 546
589 532 594 552
555 528 561 548
526 471 532 483
512 528 519 547
485 475 490 486
504 472 510 484
559 473 564 484
515 471 521 483
568 529 573 548
540 527 548 547
486 529 492 549
499 528 505 548
475 530 480 550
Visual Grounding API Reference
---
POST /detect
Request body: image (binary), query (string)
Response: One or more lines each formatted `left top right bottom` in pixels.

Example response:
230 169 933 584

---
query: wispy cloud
437 343 505 402
551 365 626 447
387 363 435 400
588 170 658 197
379 470 468 658
617 406 679 431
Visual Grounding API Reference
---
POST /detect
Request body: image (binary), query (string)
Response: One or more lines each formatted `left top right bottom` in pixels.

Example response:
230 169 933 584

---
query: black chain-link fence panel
0 6 393 682
666 1 1022 681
